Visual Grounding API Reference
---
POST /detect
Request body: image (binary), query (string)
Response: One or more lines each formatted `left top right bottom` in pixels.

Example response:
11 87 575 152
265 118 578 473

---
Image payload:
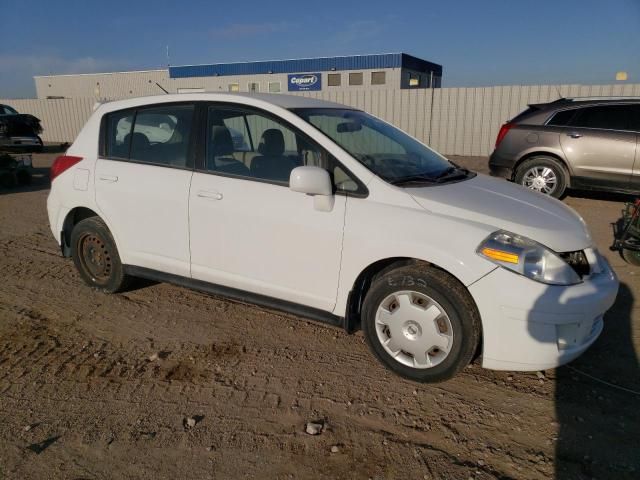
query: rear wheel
622 248 640 266
514 156 568 199
361 265 480 382
70 217 130 293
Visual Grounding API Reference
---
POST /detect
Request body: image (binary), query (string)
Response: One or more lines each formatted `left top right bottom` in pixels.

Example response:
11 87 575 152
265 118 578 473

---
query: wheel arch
61 206 101 257
344 256 482 347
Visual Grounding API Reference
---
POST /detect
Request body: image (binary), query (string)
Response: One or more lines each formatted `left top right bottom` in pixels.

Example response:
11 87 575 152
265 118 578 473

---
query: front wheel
70 217 131 293
361 265 481 382
514 156 568 199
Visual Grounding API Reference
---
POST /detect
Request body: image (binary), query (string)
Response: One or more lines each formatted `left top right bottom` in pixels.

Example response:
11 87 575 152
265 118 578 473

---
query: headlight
477 230 582 285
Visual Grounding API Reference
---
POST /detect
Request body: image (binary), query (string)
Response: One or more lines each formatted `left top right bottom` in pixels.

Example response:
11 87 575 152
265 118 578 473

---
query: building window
248 82 260 93
371 71 386 85
177 87 205 94
408 74 420 87
268 82 281 93
328 73 341 87
228 83 239 92
349 72 363 86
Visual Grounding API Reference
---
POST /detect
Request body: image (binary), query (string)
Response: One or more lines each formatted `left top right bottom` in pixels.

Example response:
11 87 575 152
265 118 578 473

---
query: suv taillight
50 155 82 182
495 122 514 149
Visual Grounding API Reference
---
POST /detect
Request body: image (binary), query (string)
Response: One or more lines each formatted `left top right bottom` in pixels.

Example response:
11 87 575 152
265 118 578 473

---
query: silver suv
489 98 640 198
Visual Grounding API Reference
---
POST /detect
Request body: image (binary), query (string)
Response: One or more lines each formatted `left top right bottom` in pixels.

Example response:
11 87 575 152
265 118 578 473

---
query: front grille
559 250 590 278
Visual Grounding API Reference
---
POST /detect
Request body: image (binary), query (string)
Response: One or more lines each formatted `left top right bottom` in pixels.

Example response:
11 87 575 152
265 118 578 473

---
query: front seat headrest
210 126 234 157
258 129 285 156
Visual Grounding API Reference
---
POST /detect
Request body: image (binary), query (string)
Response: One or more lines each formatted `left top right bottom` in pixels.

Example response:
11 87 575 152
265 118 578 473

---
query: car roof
97 92 353 113
530 97 640 111
511 97 640 125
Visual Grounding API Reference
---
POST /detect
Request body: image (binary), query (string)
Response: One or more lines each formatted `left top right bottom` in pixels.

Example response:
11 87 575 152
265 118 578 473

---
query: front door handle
197 190 223 200
98 175 118 182
567 132 583 139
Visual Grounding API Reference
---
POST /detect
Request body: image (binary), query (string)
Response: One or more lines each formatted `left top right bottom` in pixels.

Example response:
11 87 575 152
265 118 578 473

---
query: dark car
0 104 44 153
489 97 640 198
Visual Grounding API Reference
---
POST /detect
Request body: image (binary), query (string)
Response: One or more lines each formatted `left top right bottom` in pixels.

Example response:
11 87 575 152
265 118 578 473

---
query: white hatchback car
47 93 619 382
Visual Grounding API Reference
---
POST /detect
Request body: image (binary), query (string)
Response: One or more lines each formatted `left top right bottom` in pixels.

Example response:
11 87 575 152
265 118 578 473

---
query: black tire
361 264 481 383
0 172 16 188
622 248 640 266
70 217 131 293
16 169 32 186
514 156 568 199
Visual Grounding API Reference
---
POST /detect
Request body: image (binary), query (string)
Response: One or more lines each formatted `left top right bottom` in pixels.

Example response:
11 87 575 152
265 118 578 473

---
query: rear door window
104 104 195 167
570 105 632 131
629 105 640 132
130 105 194 167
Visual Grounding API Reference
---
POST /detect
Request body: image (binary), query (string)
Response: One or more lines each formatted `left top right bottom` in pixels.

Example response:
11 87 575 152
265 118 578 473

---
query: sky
1 0 639 98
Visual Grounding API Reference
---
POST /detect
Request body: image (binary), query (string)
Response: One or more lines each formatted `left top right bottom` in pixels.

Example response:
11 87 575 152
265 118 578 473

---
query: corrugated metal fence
0 97 95 146
4 83 640 156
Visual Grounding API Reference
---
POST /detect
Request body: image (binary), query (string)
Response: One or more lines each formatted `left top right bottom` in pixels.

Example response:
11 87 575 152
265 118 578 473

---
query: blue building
35 53 443 98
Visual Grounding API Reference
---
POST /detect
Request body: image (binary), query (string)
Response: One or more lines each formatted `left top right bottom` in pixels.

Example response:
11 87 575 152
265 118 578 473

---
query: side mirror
289 166 332 196
289 166 334 212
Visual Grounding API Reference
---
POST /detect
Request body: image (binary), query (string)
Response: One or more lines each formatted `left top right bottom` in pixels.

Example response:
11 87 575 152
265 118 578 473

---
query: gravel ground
0 153 638 479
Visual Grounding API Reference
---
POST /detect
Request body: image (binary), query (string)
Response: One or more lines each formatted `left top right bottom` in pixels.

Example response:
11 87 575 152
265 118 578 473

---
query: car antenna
155 82 169 94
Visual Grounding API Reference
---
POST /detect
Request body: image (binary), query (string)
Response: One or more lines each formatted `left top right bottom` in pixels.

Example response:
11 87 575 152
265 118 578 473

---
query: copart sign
288 73 322 91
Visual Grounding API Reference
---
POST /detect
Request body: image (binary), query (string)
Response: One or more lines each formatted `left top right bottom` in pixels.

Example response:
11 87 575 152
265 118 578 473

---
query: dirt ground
0 153 638 480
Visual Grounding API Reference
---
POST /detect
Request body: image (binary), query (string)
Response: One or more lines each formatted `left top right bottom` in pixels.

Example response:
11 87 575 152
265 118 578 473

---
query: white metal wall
5 82 640 156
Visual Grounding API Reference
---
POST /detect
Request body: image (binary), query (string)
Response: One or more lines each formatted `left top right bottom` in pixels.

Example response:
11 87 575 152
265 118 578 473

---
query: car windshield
2 105 18 115
292 108 463 184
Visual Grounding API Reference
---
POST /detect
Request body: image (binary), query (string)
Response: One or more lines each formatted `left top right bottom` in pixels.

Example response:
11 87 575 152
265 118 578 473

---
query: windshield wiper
434 166 470 182
389 167 471 186
388 174 440 186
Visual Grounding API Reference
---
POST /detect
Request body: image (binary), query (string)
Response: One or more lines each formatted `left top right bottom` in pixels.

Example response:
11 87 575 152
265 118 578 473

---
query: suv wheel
514 156 568 198
70 217 131 293
361 265 480 383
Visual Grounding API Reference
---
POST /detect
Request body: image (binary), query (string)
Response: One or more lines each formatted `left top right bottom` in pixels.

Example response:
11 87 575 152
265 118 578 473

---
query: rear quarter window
105 109 135 159
546 109 577 127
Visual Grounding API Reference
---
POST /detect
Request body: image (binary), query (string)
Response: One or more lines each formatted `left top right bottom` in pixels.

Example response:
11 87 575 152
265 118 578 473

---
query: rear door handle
567 132 582 138
197 190 223 200
98 175 118 182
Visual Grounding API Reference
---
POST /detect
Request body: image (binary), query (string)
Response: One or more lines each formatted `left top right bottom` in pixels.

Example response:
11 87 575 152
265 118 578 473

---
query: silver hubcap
375 291 454 369
521 166 557 195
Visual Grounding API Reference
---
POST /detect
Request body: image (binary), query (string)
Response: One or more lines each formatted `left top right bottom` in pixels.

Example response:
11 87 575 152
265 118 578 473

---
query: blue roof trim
169 53 442 79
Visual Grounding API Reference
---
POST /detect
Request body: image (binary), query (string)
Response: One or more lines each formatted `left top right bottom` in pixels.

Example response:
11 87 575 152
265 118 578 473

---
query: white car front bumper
469 257 618 371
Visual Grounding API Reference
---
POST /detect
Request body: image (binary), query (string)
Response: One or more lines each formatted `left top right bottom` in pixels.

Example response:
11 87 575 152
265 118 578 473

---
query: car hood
407 174 593 252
